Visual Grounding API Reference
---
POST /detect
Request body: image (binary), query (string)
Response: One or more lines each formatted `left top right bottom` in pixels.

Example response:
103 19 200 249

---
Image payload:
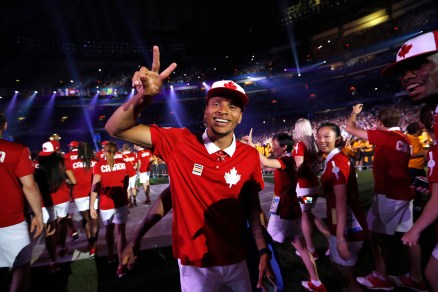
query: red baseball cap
101 141 109 147
382 31 438 76
68 141 80 147
207 80 249 108
39 141 60 156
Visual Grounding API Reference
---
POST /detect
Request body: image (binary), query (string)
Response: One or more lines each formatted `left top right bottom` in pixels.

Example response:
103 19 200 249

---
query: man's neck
206 129 234 150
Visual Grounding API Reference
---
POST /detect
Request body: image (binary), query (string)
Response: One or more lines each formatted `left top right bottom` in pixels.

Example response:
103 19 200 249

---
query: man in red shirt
96 141 109 161
0 113 43 292
346 104 426 291
134 144 153 204
105 46 274 290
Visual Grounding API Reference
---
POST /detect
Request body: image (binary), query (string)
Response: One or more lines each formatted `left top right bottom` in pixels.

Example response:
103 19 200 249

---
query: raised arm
105 46 177 147
345 104 369 140
242 128 282 169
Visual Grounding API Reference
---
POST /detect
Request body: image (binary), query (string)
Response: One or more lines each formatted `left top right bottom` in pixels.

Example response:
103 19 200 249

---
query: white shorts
100 206 129 226
178 259 251 292
296 185 318 211
367 194 413 235
128 175 137 189
74 196 90 212
328 235 363 266
42 206 56 224
138 172 150 184
433 244 438 260
267 214 303 243
0 221 31 268
54 201 70 218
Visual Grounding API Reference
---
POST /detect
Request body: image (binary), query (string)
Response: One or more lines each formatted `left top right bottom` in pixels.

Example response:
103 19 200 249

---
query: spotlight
34 90 38 93
15 91 19 93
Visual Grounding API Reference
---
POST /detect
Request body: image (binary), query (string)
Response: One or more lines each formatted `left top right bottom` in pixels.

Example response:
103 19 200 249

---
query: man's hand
402 229 420 247
242 128 255 147
132 46 177 98
257 254 276 291
352 104 363 115
122 241 138 270
30 213 44 238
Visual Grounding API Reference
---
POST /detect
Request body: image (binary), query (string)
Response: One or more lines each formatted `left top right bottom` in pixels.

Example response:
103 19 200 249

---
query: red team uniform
137 148 153 173
367 129 413 201
292 141 319 194
93 158 129 210
150 125 264 267
65 155 96 200
320 149 367 242
0 140 35 228
121 151 138 178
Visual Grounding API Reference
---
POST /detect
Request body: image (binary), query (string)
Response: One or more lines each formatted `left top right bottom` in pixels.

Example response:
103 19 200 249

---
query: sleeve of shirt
367 130 383 146
149 125 185 161
15 146 35 178
93 161 101 175
64 157 73 171
291 142 305 157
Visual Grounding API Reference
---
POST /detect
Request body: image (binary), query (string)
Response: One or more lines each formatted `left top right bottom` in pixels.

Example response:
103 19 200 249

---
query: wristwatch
258 247 272 259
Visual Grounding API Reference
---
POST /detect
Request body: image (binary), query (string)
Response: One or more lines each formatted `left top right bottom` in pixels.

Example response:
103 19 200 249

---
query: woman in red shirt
90 141 129 278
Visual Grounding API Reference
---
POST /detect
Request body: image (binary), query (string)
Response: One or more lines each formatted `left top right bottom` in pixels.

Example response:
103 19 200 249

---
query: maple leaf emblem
224 167 241 188
223 81 237 90
398 43 413 59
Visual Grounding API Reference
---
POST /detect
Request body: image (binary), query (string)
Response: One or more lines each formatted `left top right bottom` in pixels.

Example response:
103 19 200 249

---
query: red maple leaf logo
223 81 237 90
398 43 413 59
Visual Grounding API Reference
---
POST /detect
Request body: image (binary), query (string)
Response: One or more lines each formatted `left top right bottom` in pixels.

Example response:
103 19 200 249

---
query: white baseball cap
207 80 249 108
39 141 60 156
382 31 438 76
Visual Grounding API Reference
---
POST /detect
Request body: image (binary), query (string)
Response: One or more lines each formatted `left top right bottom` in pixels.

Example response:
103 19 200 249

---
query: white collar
387 127 401 131
326 147 341 163
202 129 236 157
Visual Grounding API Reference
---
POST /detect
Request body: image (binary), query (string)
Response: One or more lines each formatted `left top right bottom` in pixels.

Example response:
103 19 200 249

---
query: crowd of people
1 29 438 292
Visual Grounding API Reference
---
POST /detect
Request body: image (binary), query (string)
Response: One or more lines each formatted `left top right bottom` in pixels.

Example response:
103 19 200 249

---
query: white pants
178 259 252 292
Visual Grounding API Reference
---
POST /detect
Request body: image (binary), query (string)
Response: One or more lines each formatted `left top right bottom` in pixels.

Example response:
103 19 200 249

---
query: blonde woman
292 118 330 259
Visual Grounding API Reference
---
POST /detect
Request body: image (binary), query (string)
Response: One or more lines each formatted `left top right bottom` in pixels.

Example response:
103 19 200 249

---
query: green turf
22 169 433 291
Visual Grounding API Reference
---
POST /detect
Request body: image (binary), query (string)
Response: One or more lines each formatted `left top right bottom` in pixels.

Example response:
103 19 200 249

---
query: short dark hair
406 122 420 135
272 133 293 152
377 108 400 128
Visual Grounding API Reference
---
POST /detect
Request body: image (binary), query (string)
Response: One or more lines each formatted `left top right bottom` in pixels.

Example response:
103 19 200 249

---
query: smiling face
205 96 243 141
316 126 340 154
399 53 438 103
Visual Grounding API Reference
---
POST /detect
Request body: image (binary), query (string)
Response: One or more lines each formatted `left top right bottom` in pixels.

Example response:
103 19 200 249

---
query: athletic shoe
48 262 61 274
116 266 127 278
295 248 319 260
356 271 394 291
302 281 327 292
71 231 79 241
89 247 96 259
144 199 151 205
388 274 428 292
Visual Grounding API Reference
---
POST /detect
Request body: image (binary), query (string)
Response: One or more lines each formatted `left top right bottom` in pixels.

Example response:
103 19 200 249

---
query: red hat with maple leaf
207 80 249 108
382 31 438 76
39 141 61 156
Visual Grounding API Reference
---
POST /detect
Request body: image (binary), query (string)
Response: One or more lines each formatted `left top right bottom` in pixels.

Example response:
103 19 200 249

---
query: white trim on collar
387 127 401 131
325 147 341 163
202 129 237 157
